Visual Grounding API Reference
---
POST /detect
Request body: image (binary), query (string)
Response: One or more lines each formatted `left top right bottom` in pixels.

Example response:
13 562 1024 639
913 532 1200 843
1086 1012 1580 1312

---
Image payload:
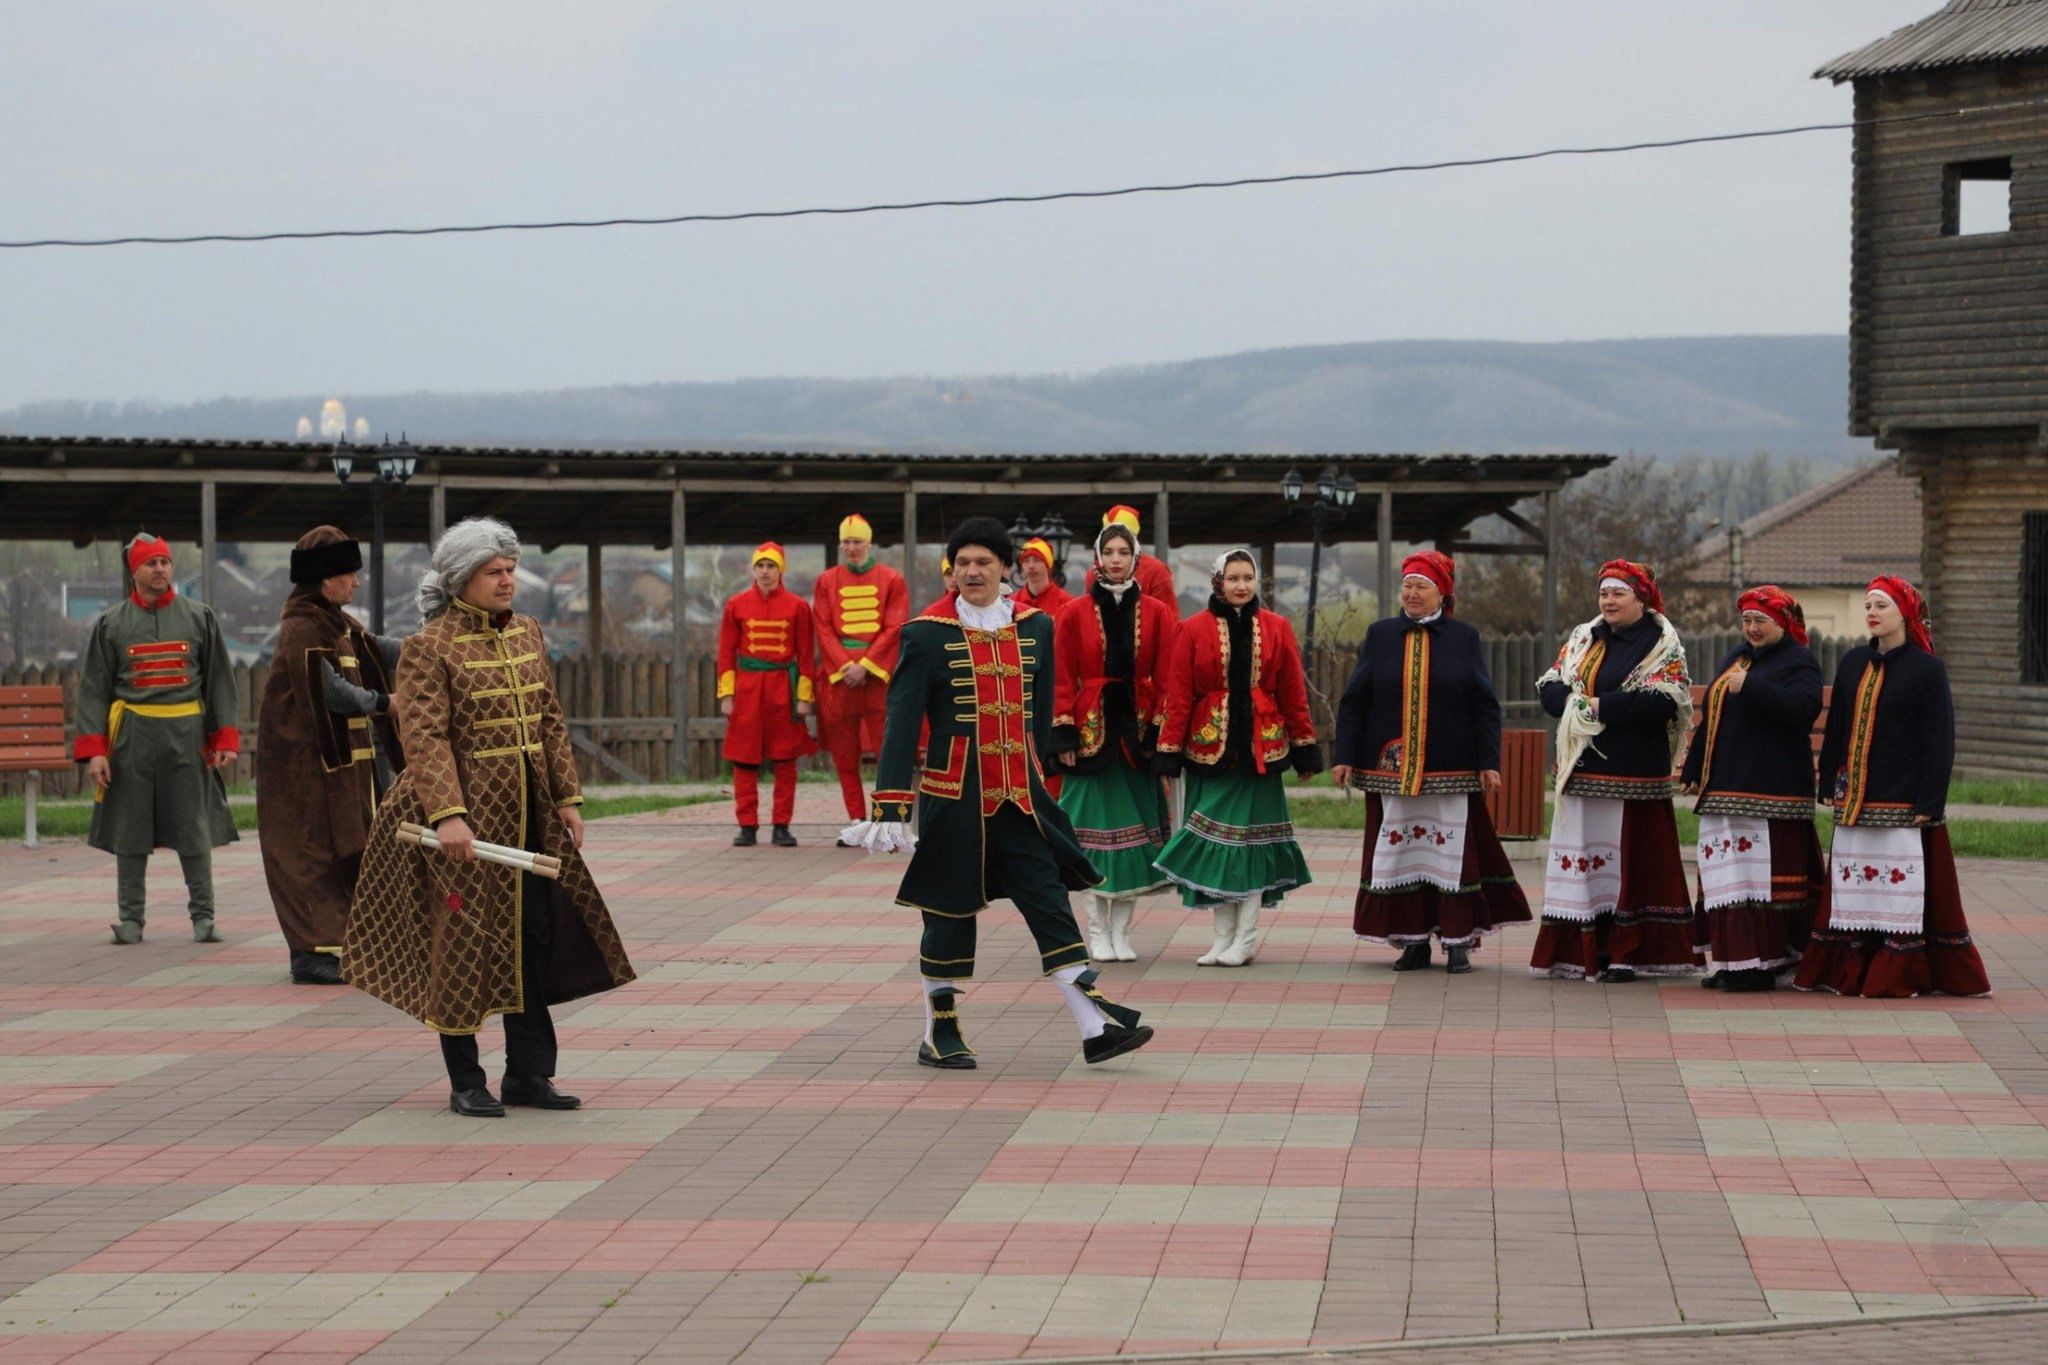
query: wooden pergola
0 435 1611 759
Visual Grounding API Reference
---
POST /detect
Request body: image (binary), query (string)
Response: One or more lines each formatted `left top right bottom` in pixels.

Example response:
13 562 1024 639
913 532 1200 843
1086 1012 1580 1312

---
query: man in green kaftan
73 533 240 944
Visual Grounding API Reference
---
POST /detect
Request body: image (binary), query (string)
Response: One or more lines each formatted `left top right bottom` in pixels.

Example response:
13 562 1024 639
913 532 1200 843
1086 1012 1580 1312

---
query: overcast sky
0 1 1934 409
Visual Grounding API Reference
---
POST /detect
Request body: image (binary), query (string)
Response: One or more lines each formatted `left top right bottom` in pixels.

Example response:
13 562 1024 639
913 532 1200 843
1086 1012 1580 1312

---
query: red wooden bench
1486 729 1548 840
0 685 69 849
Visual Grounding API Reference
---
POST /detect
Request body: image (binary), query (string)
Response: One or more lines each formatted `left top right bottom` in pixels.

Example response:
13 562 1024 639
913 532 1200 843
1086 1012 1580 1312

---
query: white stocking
1050 964 1108 1040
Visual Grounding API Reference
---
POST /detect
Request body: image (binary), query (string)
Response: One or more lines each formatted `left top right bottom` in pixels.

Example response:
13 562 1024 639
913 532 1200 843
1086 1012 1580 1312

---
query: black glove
1289 743 1325 778
1048 724 1081 761
1151 750 1184 778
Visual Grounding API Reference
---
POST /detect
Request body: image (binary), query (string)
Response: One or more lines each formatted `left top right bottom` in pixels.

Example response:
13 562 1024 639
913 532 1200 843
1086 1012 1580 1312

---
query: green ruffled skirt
1153 766 1312 909
1056 758 1171 895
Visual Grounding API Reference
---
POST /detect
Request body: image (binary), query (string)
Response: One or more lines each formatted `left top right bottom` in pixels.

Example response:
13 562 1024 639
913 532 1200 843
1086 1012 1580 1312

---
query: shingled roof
1682 461 1923 588
1817 0 2048 82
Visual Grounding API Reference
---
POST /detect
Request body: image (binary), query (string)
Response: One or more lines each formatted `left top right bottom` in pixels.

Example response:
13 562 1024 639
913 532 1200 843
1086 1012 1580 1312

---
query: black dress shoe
1391 942 1432 971
1445 945 1472 974
289 951 342 985
450 1087 505 1118
1083 1022 1155 1065
1724 968 1778 994
917 1041 977 1070
771 824 798 848
1598 966 1637 984
501 1076 581 1110
1700 970 1726 990
732 826 758 847
836 835 861 848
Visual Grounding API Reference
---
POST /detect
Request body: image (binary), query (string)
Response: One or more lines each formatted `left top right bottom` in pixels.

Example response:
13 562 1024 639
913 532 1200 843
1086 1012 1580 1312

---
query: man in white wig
344 518 636 1118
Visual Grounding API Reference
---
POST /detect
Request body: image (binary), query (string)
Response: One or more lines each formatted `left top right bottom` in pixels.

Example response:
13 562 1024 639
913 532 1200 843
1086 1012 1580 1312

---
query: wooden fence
1 628 1859 798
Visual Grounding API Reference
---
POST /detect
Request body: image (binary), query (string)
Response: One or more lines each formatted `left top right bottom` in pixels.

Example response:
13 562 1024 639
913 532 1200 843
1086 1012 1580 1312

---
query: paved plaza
0 794 2043 1363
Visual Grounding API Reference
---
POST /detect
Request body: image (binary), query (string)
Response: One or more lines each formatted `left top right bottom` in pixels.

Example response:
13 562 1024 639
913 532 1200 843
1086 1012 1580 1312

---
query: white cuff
843 818 916 854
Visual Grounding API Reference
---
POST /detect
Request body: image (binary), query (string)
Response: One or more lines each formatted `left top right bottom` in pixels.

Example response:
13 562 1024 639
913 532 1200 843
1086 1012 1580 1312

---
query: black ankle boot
1392 942 1432 971
733 826 758 847
1082 1021 1154 1064
918 989 977 1069
1445 945 1472 974
771 824 798 847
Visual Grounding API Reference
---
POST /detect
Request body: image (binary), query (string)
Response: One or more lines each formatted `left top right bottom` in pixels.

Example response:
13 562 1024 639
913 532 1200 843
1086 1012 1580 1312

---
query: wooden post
902 486 920 599
1259 542 1278 603
429 483 447 546
1542 488 1560 773
1153 490 1172 594
670 486 688 772
1541 490 1559 655
199 480 217 607
1375 490 1394 615
588 540 605 760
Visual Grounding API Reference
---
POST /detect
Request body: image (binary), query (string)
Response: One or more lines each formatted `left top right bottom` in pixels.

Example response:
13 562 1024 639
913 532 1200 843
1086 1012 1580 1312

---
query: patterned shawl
1537 611 1692 795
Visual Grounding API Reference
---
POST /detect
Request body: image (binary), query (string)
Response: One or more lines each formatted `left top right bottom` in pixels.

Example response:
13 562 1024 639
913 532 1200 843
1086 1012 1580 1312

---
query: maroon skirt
1693 818 1823 974
1794 826 1991 999
1353 793 1532 946
1529 798 1702 978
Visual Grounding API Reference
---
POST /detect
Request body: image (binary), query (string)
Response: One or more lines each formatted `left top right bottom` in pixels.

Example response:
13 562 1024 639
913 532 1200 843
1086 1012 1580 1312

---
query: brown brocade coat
343 596 635 1034
257 591 399 955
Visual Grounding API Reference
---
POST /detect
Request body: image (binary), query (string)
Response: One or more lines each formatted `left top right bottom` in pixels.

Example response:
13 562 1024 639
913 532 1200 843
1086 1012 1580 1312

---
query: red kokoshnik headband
1598 558 1662 614
1737 584 1808 647
1399 550 1456 612
1867 574 1935 654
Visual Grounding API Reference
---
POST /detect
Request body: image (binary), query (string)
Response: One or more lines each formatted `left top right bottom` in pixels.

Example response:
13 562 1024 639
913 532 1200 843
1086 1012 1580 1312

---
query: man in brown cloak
257 526 402 985
344 516 635 1117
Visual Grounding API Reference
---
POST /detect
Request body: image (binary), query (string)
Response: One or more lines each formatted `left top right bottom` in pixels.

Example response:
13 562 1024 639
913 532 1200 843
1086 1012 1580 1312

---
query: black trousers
918 806 1090 982
440 780 558 1091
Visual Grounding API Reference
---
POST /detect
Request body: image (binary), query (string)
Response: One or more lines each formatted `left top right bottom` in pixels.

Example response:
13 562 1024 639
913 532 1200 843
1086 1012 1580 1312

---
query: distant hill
1 335 1871 460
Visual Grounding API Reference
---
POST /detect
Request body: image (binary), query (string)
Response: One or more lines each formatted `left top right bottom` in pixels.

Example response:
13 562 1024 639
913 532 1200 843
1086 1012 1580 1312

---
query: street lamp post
1006 511 1079 588
330 434 418 633
1281 466 1358 660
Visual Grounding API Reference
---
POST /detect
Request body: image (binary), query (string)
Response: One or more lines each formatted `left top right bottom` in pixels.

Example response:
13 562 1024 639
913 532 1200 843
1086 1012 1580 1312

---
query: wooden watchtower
1820 0 2048 779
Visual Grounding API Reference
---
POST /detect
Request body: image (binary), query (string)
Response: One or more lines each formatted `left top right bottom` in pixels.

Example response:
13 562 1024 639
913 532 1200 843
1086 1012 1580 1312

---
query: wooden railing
1 629 1858 797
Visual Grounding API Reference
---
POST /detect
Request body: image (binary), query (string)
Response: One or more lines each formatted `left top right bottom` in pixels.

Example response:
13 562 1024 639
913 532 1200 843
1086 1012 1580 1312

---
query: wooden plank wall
1906 441 2048 779
1850 61 2048 434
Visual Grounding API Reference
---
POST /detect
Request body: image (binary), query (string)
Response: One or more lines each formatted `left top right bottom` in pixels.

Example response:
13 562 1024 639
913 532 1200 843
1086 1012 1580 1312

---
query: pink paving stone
0 1142 651 1186
1686 1087 2048 1126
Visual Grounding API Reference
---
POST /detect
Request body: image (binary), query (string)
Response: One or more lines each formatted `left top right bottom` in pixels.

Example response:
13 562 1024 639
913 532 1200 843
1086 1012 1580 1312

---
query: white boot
1215 895 1264 967
1109 898 1137 962
1085 895 1116 962
1196 903 1238 966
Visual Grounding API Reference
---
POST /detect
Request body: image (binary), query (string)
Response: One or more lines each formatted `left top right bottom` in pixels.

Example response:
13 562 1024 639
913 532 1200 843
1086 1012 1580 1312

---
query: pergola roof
0 435 1610 550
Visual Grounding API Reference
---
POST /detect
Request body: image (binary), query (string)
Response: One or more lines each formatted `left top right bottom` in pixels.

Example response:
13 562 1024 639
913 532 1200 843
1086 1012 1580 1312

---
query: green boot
111 853 147 945
181 852 221 943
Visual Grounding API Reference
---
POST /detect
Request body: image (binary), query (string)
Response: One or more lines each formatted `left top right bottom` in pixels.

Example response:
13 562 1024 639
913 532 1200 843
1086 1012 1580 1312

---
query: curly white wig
417 517 521 619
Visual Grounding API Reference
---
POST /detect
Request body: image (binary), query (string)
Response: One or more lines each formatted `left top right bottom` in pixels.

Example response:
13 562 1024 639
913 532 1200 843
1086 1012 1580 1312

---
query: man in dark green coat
73 533 240 944
844 516 1154 1071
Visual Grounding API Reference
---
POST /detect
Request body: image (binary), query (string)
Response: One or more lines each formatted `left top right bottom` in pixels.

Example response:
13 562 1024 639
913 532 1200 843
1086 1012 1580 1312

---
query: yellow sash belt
98 700 204 803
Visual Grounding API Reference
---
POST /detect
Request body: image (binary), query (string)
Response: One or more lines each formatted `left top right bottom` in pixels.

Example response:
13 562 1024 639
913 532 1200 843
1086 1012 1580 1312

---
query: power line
5 98 2043 251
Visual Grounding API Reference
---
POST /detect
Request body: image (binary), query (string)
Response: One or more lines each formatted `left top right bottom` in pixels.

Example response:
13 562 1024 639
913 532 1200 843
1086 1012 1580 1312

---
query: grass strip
1 790 721 841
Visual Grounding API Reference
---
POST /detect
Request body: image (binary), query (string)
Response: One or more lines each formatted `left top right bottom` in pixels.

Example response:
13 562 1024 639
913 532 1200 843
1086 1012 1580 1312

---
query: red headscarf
126 534 172 576
1399 550 1456 614
1737 584 1808 647
1866 574 1934 654
1598 558 1663 614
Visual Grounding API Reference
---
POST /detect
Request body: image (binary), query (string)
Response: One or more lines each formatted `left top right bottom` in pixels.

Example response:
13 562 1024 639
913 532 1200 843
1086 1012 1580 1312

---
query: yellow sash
98 700 204 803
